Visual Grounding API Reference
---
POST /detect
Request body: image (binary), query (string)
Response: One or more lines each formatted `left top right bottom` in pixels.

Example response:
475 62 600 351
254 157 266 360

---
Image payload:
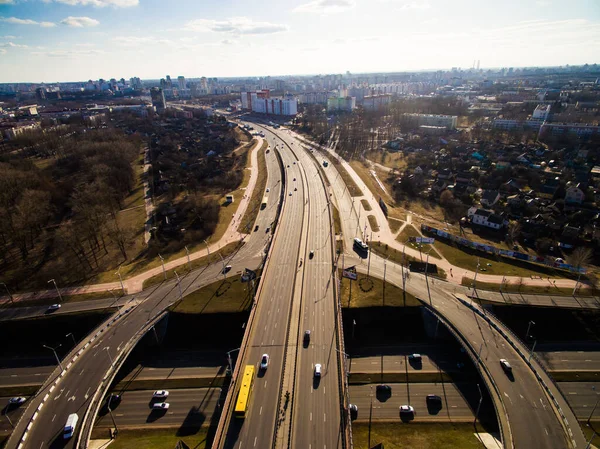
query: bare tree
566 247 593 271
506 220 521 245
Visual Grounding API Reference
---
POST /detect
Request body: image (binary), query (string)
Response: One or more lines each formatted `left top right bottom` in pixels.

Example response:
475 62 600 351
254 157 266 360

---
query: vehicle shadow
176 406 206 436
146 408 167 423
312 376 321 389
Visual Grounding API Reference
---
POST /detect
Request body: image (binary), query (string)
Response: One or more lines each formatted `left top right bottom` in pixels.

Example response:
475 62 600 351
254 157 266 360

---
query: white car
260 354 269 370
500 359 512 372
9 397 26 405
152 390 169 399
152 402 169 410
314 363 322 377
399 405 414 414
408 353 422 362
289 192 292 196
266 188 270 193
47 304 61 312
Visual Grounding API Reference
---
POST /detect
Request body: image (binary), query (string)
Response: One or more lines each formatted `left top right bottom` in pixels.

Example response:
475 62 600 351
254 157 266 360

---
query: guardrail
211 140 287 449
14 303 137 449
455 294 582 448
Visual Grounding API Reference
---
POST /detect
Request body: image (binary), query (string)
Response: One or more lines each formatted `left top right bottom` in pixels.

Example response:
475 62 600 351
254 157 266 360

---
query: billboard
415 237 435 244
342 265 358 280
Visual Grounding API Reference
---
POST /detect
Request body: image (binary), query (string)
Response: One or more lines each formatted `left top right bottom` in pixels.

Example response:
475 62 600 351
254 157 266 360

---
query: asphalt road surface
7 138 283 449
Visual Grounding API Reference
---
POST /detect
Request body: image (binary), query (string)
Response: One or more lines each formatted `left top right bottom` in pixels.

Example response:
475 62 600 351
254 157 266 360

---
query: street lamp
43 344 63 371
158 254 166 280
424 249 433 306
203 239 211 260
226 348 240 374
104 347 114 365
0 282 13 304
472 258 481 297
526 321 536 340
174 271 183 300
185 246 192 272
115 267 125 295
47 279 63 303
66 333 76 346
474 383 483 427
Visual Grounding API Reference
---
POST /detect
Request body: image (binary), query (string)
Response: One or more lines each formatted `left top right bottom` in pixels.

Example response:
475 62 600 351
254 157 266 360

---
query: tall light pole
0 282 13 304
425 249 433 306
528 339 537 363
158 254 166 280
203 239 210 260
47 279 63 303
66 333 75 346
218 252 226 278
115 267 125 295
185 246 192 272
474 383 483 427
174 271 183 300
383 256 388 306
43 344 63 371
526 320 535 340
585 387 599 449
104 347 114 365
472 258 481 297
226 348 240 374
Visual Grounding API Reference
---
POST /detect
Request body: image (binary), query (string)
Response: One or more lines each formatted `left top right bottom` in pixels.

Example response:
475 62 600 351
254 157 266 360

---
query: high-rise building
150 87 166 113
327 96 356 112
178 76 186 90
35 87 46 101
166 75 172 89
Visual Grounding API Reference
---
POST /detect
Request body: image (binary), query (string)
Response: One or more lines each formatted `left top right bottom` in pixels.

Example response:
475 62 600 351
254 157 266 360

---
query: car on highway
47 304 61 312
426 394 442 407
8 397 26 406
500 359 512 372
293 161 296 164
293 177 296 181
260 354 269 370
314 363 322 377
152 402 169 410
349 404 358 419
254 225 259 232
408 353 422 362
265 226 271 233
309 250 314 259
376 384 391 394
152 390 169 399
266 188 270 192
289 192 292 196
294 187 297 191
287 164 290 168
222 265 232 274
303 330 311 345
399 405 414 415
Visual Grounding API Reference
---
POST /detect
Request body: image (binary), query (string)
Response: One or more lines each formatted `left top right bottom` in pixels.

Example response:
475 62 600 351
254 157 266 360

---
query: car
289 192 292 196
376 384 391 394
500 359 512 372
265 226 271 233
294 187 297 191
47 304 61 312
254 225 259 232
303 330 311 344
260 354 269 370
426 394 442 406
287 164 290 168
222 265 232 274
309 250 314 259
266 188 270 192
399 405 414 414
314 363 322 377
408 353 422 362
349 404 358 419
8 397 26 406
293 177 296 181
152 390 169 399
152 402 169 410
293 161 296 164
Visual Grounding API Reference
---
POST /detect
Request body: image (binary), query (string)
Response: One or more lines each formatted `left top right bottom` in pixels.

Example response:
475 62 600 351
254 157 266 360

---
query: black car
376 384 391 394
426 394 442 406
309 250 314 259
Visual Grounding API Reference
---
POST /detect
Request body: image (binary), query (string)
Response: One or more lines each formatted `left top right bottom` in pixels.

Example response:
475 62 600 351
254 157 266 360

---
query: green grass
352 422 486 449
396 224 421 241
396 225 442 259
369 242 447 279
332 158 363 197
388 217 404 234
142 241 244 289
169 270 260 314
339 270 421 308
238 140 268 233
467 278 594 296
349 160 395 205
435 239 574 279
361 199 372 211
368 215 380 232
332 204 342 236
96 428 210 449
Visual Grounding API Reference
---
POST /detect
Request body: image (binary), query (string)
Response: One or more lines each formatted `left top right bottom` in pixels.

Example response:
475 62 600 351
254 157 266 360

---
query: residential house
481 189 500 208
539 177 561 200
565 183 585 205
500 179 521 195
467 207 507 230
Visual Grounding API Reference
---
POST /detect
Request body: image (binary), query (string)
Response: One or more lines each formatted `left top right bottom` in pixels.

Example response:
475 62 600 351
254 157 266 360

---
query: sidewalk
0 137 264 304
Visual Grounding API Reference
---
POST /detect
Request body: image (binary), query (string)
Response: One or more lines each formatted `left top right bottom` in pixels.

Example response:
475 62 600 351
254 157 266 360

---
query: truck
261 197 268 210
225 195 234 204
63 413 79 439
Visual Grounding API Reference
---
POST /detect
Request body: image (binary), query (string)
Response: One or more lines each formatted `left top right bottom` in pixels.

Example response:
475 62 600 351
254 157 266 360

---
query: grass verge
238 140 268 233
0 385 40 397
369 242 447 279
331 158 362 197
368 215 380 232
4 291 118 309
349 160 394 205
361 199 372 211
91 428 209 449
388 217 403 234
550 371 600 382
464 278 593 296
352 422 486 449
435 239 573 279
332 204 342 236
169 270 260 314
142 241 243 290
339 270 421 307
396 224 442 259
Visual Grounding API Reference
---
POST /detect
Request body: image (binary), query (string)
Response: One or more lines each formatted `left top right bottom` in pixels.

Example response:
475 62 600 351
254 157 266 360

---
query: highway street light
115 267 125 295
203 239 210 260
587 386 599 424
158 254 166 281
43 344 63 371
104 347 114 365
174 270 183 300
424 249 433 306
0 282 13 304
471 258 481 297
47 279 63 303
185 246 192 272
474 383 483 427
526 321 536 340
226 348 240 374
66 333 75 346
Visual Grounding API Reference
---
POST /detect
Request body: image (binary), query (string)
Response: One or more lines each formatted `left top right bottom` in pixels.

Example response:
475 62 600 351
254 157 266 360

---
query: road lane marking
52 414 56 422
254 437 257 447
260 406 262 415
310 412 312 421
264 381 267 388
324 413 326 422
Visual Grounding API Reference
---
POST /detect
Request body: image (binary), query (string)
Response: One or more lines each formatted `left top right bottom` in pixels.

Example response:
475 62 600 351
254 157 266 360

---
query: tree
566 247 593 271
506 221 521 245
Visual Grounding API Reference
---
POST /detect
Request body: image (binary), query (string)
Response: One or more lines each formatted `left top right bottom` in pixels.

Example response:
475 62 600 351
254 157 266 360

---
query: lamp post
47 279 63 303
158 254 166 280
104 347 114 365
472 258 481 297
526 320 536 340
115 267 125 295
43 344 63 371
425 249 433 306
174 271 183 300
185 246 192 272
226 348 240 375
66 333 76 346
474 383 483 427
0 282 13 304
203 239 210 260
587 386 598 424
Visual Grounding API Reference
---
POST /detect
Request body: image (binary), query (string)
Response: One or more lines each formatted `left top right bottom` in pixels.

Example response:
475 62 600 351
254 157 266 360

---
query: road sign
415 237 435 244
342 266 358 280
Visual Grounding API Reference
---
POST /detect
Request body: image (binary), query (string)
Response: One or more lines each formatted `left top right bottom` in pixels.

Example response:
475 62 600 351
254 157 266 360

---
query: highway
0 297 131 322
7 137 282 449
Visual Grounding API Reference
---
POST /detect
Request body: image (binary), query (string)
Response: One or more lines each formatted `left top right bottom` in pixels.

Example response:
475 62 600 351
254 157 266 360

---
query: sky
0 0 599 83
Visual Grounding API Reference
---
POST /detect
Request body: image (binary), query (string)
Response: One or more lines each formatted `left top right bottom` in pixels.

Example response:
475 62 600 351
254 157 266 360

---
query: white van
353 238 368 251
63 413 79 439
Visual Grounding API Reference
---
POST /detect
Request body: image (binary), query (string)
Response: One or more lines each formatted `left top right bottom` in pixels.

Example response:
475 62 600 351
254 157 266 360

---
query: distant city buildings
241 90 298 116
150 87 166 113
403 113 458 130
362 94 392 111
327 96 356 112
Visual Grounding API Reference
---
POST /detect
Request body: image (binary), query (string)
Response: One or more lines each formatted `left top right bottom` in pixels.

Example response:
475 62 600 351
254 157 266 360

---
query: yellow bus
234 365 255 418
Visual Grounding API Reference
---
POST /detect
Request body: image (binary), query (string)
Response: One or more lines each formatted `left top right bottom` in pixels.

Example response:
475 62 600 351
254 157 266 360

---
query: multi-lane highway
6 137 282 449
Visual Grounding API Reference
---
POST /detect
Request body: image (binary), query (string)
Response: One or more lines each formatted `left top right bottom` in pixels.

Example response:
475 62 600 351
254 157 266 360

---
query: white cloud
0 17 57 27
31 49 106 57
377 0 430 8
1 35 19 39
294 0 355 14
0 0 15 5
112 36 175 47
184 17 288 35
221 39 238 45
0 42 29 48
46 0 138 6
0 49 7 55
60 16 100 27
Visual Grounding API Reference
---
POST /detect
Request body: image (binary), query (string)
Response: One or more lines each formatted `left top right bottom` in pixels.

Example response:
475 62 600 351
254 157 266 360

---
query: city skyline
0 0 599 83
